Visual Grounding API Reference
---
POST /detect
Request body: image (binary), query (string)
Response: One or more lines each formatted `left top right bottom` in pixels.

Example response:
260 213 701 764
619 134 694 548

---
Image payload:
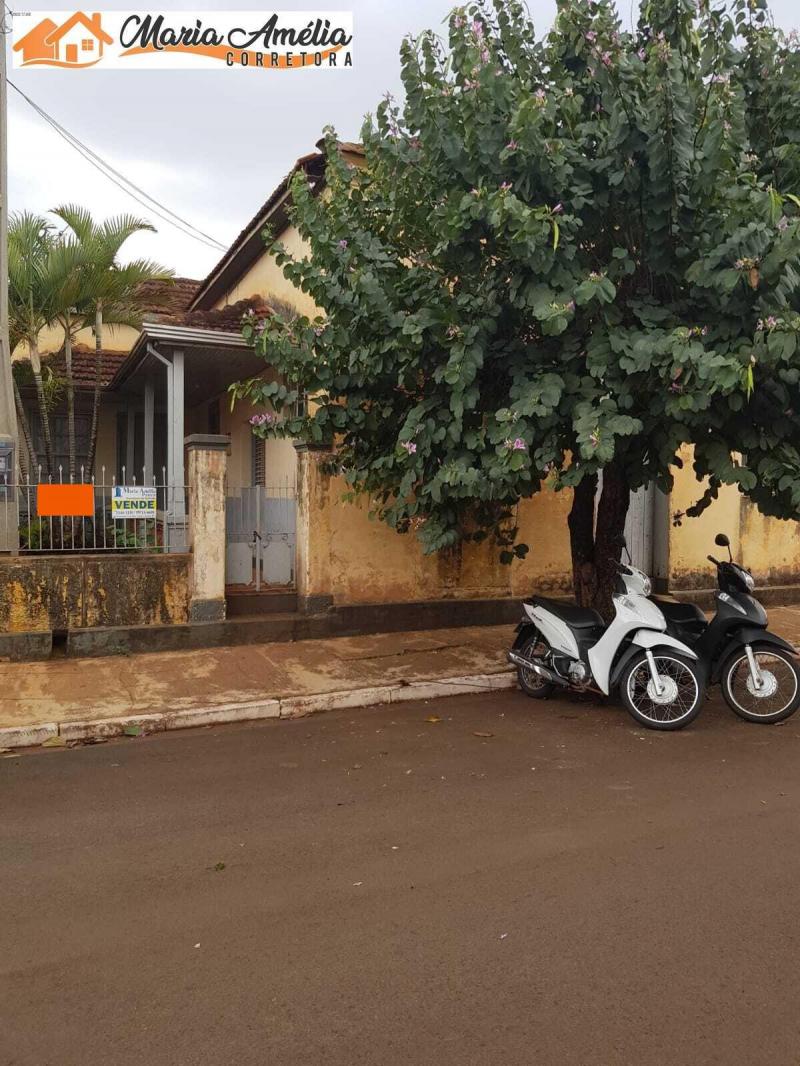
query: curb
0 670 516 749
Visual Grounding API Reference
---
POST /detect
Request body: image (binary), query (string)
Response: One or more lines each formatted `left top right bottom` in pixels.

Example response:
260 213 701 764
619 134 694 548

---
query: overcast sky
8 0 800 282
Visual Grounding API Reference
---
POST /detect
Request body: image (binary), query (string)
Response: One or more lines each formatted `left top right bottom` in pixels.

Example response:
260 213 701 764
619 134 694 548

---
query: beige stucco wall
13 322 139 359
213 226 319 317
295 449 574 607
668 445 800 590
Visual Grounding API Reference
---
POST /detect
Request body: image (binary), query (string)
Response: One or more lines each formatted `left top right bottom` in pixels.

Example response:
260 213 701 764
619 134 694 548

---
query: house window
252 433 265 487
82 39 94 51
31 413 91 479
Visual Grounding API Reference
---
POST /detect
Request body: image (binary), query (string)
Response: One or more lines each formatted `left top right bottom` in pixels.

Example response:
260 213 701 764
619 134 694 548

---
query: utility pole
0 10 20 552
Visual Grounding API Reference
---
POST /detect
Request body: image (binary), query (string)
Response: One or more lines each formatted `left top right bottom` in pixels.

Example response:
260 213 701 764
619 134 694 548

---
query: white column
143 376 154 482
125 406 135 480
166 349 186 550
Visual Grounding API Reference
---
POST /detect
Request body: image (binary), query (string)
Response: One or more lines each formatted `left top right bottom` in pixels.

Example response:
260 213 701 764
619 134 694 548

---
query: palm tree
45 236 92 480
52 205 173 476
8 212 58 476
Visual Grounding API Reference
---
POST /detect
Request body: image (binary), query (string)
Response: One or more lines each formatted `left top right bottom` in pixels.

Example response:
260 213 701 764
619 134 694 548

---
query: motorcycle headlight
744 571 755 591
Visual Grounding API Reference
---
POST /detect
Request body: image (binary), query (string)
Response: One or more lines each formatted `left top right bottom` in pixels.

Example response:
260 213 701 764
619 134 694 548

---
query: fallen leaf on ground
41 736 65 747
473 731 494 738
425 716 442 724
214 862 226 872
122 725 144 737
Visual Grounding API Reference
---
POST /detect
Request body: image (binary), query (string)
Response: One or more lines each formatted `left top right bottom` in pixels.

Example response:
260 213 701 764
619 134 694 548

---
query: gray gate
225 482 296 587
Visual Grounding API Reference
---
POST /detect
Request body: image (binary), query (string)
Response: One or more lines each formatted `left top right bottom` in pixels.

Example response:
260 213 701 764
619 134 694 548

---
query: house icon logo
13 11 113 67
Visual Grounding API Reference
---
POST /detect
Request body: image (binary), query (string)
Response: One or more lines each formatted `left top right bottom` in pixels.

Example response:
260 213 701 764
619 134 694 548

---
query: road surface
3 688 800 1065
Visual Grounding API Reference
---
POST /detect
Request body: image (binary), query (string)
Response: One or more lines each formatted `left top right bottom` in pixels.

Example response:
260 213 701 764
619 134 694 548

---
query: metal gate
596 475 656 574
225 482 296 587
624 484 655 573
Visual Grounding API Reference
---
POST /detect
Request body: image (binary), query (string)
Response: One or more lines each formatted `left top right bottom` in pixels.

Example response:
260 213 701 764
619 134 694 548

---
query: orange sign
37 484 95 517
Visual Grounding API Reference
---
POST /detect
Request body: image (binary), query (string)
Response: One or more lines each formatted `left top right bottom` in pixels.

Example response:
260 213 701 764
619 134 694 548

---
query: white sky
7 1 800 282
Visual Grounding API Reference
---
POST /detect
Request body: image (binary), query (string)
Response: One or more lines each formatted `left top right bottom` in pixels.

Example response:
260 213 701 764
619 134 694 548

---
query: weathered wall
0 554 190 634
668 446 800 590
295 449 574 608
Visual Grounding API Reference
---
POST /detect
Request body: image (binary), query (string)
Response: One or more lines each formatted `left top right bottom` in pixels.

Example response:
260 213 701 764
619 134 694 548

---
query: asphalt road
3 687 800 1066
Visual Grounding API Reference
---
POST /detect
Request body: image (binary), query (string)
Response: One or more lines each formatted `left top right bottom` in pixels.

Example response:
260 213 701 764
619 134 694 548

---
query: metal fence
0 465 190 553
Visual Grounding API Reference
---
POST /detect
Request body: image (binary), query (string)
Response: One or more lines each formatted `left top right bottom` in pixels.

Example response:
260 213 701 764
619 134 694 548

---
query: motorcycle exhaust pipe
507 651 568 687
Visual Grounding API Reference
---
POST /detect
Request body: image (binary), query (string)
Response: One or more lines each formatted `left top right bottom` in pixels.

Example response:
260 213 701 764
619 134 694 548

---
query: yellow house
182 138 800 612
14 138 800 621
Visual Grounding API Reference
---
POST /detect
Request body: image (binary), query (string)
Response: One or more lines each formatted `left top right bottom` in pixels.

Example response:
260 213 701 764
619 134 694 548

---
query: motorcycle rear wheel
620 650 703 731
516 632 555 699
722 645 800 723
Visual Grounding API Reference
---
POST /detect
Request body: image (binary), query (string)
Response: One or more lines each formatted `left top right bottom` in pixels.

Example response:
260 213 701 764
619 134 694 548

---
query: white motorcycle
508 561 706 730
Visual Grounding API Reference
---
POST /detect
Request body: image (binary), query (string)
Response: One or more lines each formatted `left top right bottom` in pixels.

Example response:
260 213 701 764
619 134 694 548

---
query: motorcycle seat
525 596 604 629
651 596 706 627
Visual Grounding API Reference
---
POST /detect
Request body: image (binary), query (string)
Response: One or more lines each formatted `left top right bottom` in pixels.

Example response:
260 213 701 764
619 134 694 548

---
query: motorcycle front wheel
721 645 800 723
619 651 704 731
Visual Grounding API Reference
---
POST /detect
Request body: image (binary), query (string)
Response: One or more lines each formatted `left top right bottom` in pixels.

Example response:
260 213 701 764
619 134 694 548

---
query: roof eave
110 322 251 391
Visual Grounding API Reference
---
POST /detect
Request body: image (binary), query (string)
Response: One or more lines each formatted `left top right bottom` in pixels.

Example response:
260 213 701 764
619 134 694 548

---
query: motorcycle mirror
612 533 632 564
714 533 733 561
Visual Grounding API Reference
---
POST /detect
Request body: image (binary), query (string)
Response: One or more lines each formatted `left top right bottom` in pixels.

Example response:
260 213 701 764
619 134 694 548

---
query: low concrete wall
0 553 191 639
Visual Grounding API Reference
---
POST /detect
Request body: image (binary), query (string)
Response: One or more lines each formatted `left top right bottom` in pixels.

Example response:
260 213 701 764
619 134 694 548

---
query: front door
65 43 78 62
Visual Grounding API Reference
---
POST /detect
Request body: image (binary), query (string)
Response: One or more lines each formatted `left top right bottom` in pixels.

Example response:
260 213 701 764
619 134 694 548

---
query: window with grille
82 38 94 50
252 433 265 487
30 413 91 477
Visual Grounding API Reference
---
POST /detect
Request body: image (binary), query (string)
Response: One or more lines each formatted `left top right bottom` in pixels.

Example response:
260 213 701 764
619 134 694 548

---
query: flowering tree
233 0 800 614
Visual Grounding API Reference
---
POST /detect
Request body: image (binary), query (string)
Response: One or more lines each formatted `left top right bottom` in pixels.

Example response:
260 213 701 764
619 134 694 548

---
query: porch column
185 434 229 623
143 376 154 482
166 348 186 551
125 406 135 480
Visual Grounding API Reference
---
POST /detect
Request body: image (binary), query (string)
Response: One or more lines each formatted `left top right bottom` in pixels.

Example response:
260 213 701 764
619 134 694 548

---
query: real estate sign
112 485 157 518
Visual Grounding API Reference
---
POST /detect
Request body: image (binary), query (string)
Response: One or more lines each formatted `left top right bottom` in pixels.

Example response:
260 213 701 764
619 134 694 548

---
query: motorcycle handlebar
707 555 721 566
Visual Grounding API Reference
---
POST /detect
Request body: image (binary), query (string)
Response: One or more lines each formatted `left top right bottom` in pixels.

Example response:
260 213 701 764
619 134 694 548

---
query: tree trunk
29 342 53 478
13 377 36 478
86 301 103 478
567 462 631 620
64 317 77 482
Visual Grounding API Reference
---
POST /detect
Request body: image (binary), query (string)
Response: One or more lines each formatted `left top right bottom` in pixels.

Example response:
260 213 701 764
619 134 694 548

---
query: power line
9 81 228 252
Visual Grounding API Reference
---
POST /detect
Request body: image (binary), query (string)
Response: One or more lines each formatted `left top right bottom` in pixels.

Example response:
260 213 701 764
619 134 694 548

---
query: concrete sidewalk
0 624 515 746
4 604 800 749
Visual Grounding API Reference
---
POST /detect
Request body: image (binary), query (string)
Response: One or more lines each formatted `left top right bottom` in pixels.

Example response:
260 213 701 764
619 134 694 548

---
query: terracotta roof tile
34 345 129 389
137 276 202 317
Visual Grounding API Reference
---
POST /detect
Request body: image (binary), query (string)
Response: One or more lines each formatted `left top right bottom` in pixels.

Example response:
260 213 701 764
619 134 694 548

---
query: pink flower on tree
401 441 417 454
